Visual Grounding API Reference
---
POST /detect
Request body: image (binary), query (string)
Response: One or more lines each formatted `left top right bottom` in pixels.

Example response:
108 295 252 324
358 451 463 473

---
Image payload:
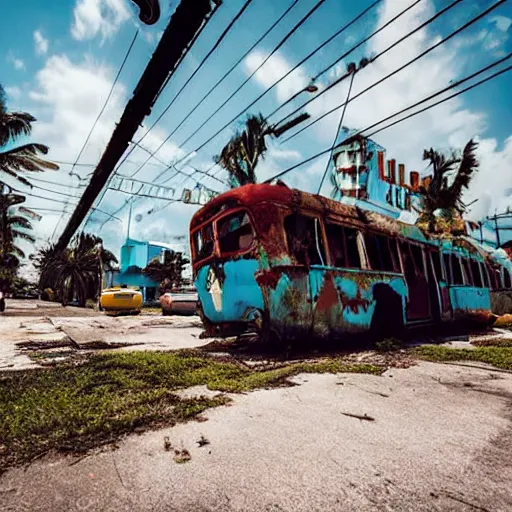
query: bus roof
189 184 502 263
191 183 426 239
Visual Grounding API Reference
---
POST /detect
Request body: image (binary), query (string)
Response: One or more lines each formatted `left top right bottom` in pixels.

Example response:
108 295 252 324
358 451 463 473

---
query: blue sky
1 0 512 270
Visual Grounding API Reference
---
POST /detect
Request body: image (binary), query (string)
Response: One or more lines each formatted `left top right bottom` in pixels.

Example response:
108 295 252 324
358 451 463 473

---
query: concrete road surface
1 361 511 512
0 300 206 370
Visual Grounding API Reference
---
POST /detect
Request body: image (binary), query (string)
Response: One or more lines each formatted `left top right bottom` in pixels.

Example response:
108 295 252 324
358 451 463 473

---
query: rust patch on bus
255 269 281 290
316 273 339 311
340 289 371 314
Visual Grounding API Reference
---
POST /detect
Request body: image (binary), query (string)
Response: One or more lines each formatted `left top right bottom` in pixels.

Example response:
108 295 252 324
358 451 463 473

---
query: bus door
399 241 431 321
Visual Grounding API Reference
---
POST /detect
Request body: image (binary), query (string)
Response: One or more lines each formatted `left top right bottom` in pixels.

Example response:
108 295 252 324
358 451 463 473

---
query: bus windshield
192 210 255 264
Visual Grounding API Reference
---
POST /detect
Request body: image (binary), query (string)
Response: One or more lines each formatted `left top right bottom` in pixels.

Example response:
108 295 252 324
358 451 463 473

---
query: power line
94 0 384 212
150 0 301 159
279 0 505 143
266 0 414 121
317 69 356 194
278 0 463 129
361 53 512 136
264 59 512 184
365 63 512 138
71 29 139 176
93 0 255 224
156 0 394 184
27 176 80 188
126 0 256 180
131 140 225 185
173 0 327 152
51 29 139 241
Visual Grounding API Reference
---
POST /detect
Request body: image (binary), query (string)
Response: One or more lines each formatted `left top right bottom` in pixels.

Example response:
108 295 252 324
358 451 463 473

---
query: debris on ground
173 448 191 464
342 412 375 422
197 435 210 447
164 436 172 452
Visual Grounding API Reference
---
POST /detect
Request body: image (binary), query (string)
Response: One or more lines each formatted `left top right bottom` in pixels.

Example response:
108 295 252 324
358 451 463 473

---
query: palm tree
417 139 479 234
32 233 118 306
215 113 271 188
143 250 189 293
0 192 35 262
0 85 59 186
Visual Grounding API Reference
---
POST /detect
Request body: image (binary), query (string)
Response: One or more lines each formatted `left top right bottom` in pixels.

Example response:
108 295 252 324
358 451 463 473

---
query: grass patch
414 345 512 371
0 351 382 471
375 337 403 353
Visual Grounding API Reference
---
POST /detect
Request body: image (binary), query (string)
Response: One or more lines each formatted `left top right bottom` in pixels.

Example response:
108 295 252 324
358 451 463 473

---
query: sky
1 0 512 274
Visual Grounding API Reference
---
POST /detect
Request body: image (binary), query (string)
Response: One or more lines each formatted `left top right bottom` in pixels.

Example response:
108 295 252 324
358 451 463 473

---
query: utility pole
55 0 219 251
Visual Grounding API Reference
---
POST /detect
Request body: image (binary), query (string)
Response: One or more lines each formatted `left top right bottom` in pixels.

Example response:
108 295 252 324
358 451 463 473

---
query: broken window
285 213 326 266
488 265 500 289
470 260 483 288
410 244 425 275
365 233 395 272
505 268 512 289
217 211 254 255
325 223 361 268
461 258 472 286
443 254 452 283
480 262 489 288
192 223 214 263
451 255 464 285
431 250 443 282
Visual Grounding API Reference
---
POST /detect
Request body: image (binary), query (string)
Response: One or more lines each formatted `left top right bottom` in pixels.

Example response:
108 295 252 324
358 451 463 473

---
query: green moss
0 351 382 472
414 345 512 371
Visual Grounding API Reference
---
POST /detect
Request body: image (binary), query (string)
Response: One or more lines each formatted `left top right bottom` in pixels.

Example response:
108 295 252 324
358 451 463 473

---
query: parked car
159 288 198 316
100 286 143 315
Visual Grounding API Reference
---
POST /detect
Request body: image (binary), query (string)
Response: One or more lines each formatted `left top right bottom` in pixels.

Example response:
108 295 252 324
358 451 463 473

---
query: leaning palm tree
0 85 59 186
417 139 479 234
215 113 271 188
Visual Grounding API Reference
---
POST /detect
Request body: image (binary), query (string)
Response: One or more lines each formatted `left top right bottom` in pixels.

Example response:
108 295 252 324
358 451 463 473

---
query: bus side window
451 255 464 285
365 234 394 272
470 260 483 287
325 224 362 269
431 250 443 282
462 258 473 286
285 213 326 266
505 269 512 289
346 228 361 268
410 244 425 275
479 262 489 288
325 223 345 267
217 212 254 255
443 254 452 284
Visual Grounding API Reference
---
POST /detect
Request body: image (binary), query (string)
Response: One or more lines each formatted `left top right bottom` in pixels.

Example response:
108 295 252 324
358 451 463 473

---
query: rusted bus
190 184 510 342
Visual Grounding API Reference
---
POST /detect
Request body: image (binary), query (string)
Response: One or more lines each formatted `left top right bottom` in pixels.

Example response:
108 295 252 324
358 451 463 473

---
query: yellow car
100 287 143 315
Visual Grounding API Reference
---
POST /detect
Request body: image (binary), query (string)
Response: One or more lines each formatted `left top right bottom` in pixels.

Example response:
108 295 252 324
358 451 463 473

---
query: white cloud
71 0 130 42
490 15 512 33
7 52 25 71
7 54 131 251
4 86 22 100
33 30 49 56
245 50 310 104
245 0 512 220
19 52 189 255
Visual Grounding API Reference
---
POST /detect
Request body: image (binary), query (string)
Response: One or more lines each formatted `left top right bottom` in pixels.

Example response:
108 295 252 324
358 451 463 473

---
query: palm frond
0 112 37 147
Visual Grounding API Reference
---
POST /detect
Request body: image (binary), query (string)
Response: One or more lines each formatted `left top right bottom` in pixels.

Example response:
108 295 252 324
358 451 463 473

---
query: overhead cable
279 0 505 143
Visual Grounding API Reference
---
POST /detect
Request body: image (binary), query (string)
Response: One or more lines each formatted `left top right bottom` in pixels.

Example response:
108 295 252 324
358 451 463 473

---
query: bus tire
0 298 5 313
370 283 404 340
